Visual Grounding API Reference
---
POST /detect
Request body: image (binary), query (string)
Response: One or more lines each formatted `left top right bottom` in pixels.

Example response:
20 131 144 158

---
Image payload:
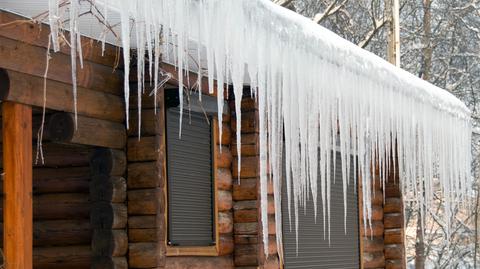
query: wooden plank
0 69 124 122
0 36 122 95
2 101 33 269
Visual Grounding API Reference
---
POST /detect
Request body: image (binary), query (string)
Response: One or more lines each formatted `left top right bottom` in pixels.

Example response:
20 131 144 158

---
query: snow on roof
1 0 472 255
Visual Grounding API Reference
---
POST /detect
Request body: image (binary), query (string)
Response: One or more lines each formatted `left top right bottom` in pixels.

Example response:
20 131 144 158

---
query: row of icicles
46 0 472 256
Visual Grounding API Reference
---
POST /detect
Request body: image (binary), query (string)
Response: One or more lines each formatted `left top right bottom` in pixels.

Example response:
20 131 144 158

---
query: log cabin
0 1 471 269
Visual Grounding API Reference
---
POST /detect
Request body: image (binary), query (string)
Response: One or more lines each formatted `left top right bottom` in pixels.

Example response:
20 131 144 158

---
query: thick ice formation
47 0 471 256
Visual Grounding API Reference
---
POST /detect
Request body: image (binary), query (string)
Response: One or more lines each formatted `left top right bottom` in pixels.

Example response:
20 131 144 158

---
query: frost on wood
47 0 472 256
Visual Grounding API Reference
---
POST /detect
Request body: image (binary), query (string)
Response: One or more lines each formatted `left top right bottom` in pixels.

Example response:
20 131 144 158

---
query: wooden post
2 101 33 269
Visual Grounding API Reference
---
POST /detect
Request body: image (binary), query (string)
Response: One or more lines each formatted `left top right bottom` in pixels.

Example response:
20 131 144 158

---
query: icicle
119 0 131 130
48 0 61 52
69 0 79 128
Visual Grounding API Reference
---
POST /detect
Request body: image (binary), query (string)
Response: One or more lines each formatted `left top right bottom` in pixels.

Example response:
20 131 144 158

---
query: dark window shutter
166 107 214 246
281 152 360 268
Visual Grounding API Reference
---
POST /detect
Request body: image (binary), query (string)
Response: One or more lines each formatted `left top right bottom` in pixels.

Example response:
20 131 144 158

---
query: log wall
360 158 406 269
230 96 280 269
127 78 234 268
0 11 126 268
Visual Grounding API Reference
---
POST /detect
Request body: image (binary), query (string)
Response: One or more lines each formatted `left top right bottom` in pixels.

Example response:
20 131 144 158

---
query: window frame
163 114 222 257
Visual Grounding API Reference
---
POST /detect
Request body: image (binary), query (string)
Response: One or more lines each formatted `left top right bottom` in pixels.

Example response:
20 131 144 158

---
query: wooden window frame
164 117 222 257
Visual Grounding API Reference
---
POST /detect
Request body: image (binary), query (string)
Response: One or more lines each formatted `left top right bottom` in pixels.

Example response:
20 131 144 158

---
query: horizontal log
129 242 164 268
129 88 163 110
218 212 233 234
385 184 402 198
0 219 90 247
231 143 258 157
360 221 384 237
359 205 383 221
216 146 232 169
384 213 404 229
218 124 232 146
362 251 385 269
216 168 233 191
46 113 126 149
234 222 258 235
0 69 124 122
92 256 128 269
90 175 127 203
234 244 258 266
385 260 404 269
363 237 384 252
0 166 90 194
268 215 276 235
233 178 257 201
92 229 128 257
384 244 404 260
33 245 91 269
128 162 162 189
90 148 127 177
0 36 121 95
128 108 163 136
233 200 257 211
128 189 164 215
161 62 221 97
231 111 258 133
128 215 162 229
232 157 259 179
129 228 161 243
91 202 128 229
239 98 258 112
34 193 90 220
218 235 234 256
165 256 234 269
384 197 403 213
234 234 258 245
267 235 278 256
127 136 161 162
371 190 384 205
0 142 92 168
234 209 257 223
0 11 121 68
217 190 233 212
384 228 404 244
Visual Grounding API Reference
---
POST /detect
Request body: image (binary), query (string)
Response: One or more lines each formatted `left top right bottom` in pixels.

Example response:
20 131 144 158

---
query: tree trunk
422 0 432 81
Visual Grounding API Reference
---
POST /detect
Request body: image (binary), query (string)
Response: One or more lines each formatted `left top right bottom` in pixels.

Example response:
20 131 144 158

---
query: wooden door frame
2 101 33 269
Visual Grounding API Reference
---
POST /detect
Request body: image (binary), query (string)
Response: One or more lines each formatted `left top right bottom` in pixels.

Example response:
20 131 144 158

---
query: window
281 151 360 268
164 89 220 256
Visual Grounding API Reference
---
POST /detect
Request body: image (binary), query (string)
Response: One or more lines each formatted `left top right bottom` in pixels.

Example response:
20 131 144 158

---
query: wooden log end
0 68 10 100
46 112 75 142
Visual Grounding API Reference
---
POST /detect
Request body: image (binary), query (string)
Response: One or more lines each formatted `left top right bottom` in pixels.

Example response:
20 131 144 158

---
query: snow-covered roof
1 0 472 255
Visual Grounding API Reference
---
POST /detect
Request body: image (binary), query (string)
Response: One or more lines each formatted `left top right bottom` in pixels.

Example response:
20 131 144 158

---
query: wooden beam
2 101 33 269
0 69 125 123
